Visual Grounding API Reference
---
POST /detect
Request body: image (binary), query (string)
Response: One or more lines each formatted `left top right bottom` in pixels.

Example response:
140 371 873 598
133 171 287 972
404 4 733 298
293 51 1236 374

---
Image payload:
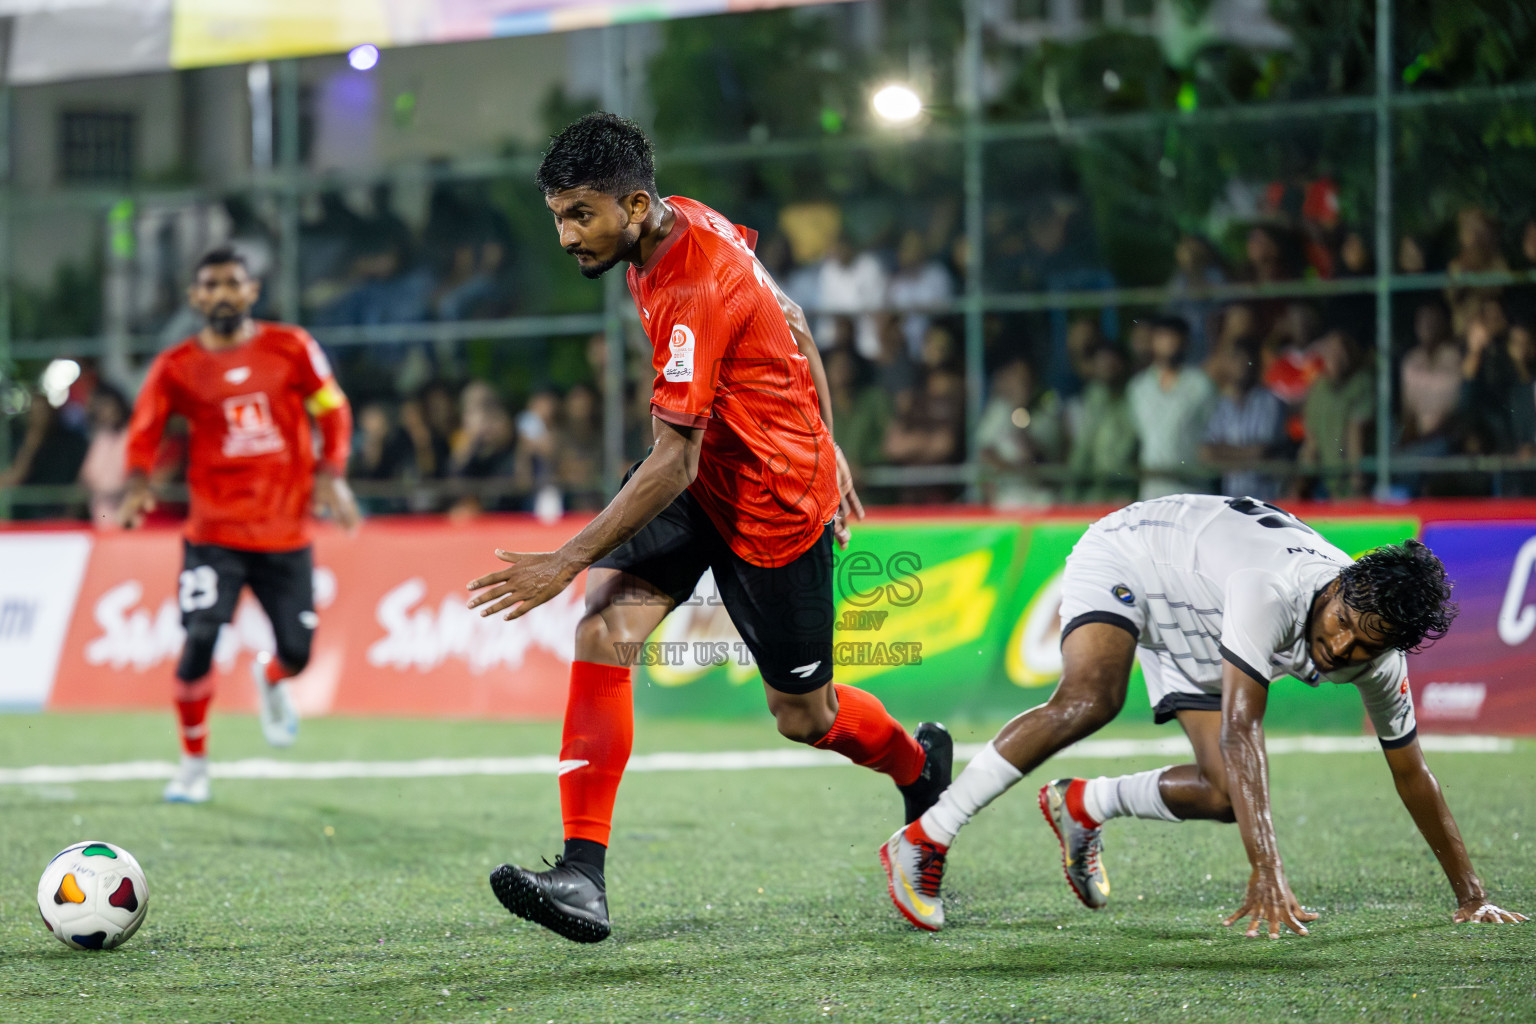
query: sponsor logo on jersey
224 366 252 385
221 392 287 458
1111 584 1135 606
663 324 696 382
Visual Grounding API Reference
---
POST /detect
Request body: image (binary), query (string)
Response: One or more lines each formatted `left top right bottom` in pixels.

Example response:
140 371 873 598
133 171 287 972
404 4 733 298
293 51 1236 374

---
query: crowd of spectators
13 190 1536 524
969 212 1536 506
777 196 1536 507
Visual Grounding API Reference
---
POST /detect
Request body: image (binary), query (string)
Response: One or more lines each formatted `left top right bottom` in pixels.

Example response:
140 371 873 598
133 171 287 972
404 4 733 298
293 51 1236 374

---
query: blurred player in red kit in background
466 113 953 944
119 246 359 804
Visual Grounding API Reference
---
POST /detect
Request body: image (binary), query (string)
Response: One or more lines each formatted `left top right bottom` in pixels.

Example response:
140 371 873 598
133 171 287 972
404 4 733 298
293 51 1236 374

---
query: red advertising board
50 520 589 718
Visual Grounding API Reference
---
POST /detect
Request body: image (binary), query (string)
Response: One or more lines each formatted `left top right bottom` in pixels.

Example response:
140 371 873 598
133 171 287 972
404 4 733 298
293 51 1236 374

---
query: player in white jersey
879 495 1526 936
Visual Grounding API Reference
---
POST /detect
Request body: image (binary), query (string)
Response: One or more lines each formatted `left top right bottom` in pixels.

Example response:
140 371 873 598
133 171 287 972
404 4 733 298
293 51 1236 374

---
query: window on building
59 111 136 184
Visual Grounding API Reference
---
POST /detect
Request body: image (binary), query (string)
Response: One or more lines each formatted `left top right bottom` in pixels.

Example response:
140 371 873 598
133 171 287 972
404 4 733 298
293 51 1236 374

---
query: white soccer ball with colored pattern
36 841 148 950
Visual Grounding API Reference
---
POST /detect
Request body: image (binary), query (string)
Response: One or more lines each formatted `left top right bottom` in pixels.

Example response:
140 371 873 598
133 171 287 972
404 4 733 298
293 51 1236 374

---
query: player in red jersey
120 246 359 803
465 113 953 943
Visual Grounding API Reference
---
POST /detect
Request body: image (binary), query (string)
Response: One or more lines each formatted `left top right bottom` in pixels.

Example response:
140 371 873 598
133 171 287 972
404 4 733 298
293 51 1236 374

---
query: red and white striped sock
175 691 212 758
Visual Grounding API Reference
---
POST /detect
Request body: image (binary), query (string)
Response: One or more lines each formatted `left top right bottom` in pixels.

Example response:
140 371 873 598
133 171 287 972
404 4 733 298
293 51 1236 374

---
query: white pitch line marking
0 735 1511 786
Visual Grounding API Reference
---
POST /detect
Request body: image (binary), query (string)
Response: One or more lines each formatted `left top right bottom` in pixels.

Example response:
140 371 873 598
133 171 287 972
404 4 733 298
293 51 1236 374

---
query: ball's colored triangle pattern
108 877 138 912
70 931 108 950
54 873 87 905
81 844 118 859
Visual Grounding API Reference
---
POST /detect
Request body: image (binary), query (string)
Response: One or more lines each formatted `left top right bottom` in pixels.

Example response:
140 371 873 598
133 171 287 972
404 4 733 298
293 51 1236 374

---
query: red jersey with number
628 196 838 567
125 323 343 552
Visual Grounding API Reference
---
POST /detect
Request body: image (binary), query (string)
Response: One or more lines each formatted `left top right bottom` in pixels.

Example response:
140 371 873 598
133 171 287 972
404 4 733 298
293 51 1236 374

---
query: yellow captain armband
305 380 346 415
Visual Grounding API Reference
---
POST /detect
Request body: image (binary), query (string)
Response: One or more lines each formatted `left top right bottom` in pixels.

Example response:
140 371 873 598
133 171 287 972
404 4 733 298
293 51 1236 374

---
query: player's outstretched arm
1219 663 1318 938
466 417 704 621
1381 739 1526 924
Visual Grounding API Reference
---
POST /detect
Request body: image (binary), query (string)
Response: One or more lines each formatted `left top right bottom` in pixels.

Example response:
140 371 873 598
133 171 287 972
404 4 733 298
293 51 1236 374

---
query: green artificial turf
1 713 1532 1023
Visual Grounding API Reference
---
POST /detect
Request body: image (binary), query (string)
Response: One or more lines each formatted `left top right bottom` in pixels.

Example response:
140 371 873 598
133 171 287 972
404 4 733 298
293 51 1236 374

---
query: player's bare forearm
560 418 702 570
794 325 834 434
1220 677 1282 872
466 420 703 621
765 271 833 432
1383 741 1485 905
762 268 862 543
1219 665 1316 936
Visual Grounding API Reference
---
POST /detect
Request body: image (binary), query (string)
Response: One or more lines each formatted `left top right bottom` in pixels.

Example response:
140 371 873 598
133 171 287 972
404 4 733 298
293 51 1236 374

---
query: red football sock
559 661 634 847
811 684 925 786
904 817 945 850
263 656 290 685
175 691 212 757
1064 777 1101 829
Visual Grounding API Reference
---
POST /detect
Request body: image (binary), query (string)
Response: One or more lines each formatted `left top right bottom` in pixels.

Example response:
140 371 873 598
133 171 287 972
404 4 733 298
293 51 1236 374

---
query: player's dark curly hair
535 112 659 201
1336 539 1458 653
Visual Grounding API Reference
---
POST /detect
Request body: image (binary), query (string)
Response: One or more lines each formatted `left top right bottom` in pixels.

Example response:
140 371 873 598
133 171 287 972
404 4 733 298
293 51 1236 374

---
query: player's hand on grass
1453 898 1527 924
467 549 580 621
117 479 157 529
833 444 865 550
1224 866 1318 938
314 472 363 533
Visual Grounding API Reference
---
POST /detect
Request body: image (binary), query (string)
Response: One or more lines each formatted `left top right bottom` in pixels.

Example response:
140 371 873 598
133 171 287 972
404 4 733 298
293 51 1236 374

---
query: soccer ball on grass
36 841 148 950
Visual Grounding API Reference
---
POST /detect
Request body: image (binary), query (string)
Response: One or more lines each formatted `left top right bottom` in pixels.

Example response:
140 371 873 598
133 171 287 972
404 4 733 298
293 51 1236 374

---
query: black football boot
898 721 954 823
489 858 611 943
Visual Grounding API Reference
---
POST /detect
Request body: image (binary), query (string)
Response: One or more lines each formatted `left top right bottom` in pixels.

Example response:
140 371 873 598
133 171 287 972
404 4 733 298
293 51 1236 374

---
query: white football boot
879 825 947 931
1039 778 1110 909
163 754 211 804
252 653 299 748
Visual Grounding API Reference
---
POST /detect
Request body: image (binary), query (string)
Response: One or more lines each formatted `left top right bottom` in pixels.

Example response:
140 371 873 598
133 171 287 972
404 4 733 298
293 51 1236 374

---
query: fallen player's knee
1051 691 1122 734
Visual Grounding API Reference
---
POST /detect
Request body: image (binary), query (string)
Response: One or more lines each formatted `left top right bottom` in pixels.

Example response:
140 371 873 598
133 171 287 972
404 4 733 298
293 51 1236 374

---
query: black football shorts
178 540 315 667
592 468 835 695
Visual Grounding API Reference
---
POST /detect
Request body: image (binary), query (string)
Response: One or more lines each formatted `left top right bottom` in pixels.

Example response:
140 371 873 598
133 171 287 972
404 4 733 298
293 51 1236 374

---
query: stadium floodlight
41 359 79 408
348 44 380 71
871 83 922 125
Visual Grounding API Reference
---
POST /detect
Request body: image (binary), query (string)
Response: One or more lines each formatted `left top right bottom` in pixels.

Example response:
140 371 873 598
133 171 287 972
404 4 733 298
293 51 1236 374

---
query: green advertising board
632 521 1024 719
990 516 1420 732
632 513 1419 734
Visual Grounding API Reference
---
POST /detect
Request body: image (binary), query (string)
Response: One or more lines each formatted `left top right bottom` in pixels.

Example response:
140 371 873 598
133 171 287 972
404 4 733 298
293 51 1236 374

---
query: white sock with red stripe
1081 767 1181 824
916 741 1024 847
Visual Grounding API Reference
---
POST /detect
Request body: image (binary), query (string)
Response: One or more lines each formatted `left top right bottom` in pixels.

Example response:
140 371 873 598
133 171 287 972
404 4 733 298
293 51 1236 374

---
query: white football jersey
1089 494 1416 746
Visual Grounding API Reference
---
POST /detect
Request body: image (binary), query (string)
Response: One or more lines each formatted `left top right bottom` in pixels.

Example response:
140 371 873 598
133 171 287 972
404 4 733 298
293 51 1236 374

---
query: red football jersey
628 196 838 567
126 322 344 552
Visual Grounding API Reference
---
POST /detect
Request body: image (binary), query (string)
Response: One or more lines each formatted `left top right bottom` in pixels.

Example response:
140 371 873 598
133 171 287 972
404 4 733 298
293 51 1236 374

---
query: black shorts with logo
592 473 835 695
179 541 315 664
